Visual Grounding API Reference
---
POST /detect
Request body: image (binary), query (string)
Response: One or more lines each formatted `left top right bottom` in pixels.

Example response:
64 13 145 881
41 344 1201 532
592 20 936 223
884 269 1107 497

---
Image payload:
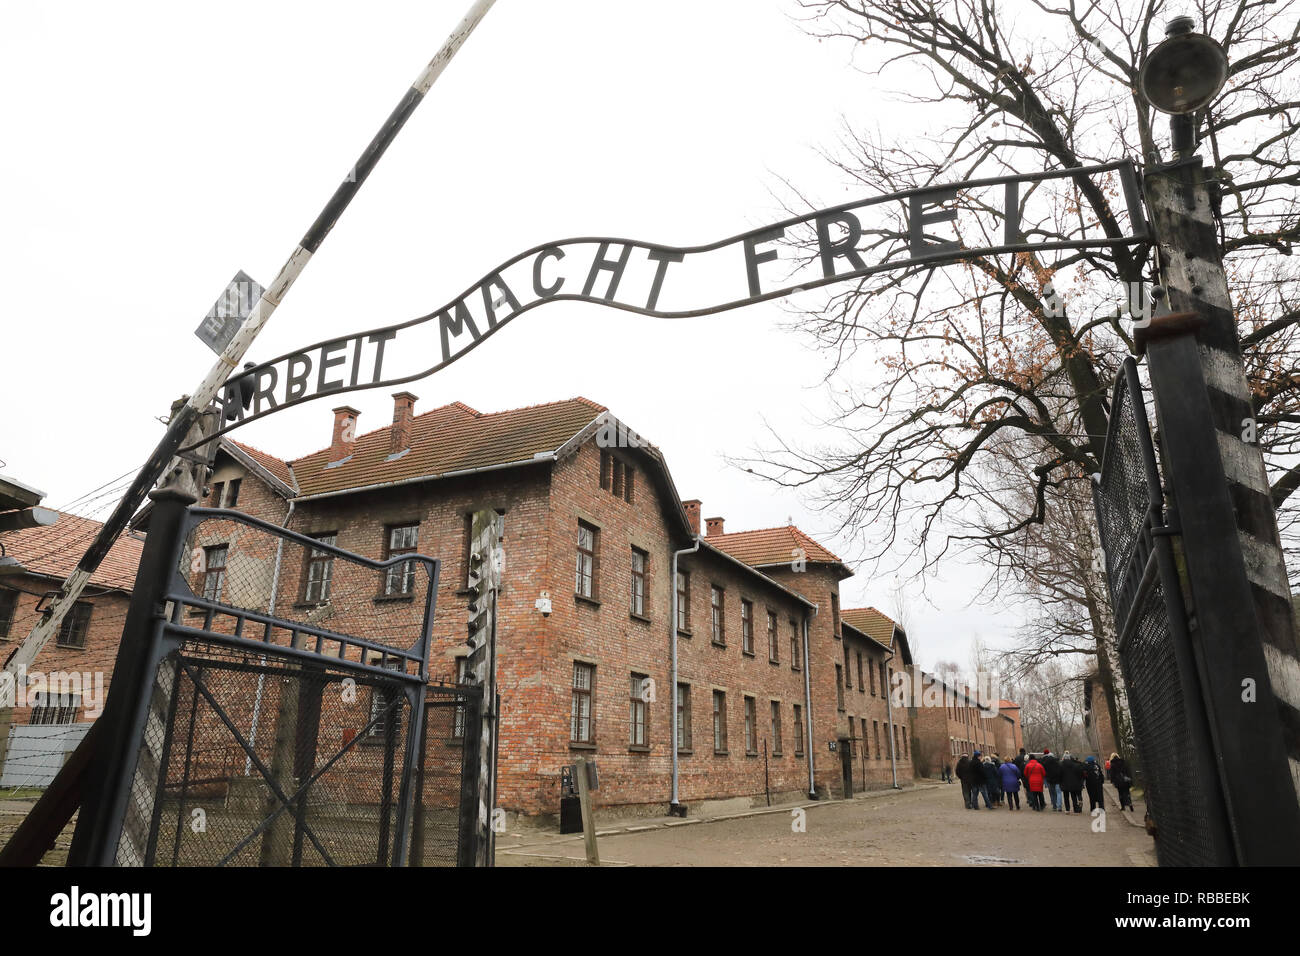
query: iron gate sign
202 160 1146 443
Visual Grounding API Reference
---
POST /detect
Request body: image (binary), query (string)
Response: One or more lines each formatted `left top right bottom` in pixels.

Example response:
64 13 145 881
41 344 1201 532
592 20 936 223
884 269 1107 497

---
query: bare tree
748 0 1300 578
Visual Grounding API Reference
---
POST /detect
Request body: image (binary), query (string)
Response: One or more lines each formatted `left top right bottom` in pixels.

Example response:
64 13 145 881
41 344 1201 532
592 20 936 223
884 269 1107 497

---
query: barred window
712 690 727 753
57 602 93 650
676 682 692 751
630 548 647 617
576 522 599 599
304 533 337 603
676 570 690 631
383 523 419 596
368 659 404 738
710 586 725 645
0 588 17 639
571 662 595 744
629 673 648 747
201 546 227 603
29 692 80 725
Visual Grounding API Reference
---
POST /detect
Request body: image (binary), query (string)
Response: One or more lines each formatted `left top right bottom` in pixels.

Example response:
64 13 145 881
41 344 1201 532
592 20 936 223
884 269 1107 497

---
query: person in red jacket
1022 756 1047 810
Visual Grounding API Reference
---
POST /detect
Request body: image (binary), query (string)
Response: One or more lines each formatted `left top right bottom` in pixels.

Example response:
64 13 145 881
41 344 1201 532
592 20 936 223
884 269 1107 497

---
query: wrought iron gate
94 506 457 866
1092 358 1235 865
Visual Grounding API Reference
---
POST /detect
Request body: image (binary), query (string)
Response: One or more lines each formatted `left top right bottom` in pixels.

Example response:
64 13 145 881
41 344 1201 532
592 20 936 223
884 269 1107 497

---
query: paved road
496 783 1156 866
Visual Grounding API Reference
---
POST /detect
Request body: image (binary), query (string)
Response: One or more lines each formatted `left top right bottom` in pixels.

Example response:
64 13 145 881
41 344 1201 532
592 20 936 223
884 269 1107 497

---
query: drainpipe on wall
669 535 700 812
802 606 818 799
246 498 295 775
884 643 900 790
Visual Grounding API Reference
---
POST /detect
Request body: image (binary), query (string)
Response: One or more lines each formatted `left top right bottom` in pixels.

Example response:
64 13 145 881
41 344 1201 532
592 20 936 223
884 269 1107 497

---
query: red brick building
906 669 1021 771
11 393 921 817
0 511 143 726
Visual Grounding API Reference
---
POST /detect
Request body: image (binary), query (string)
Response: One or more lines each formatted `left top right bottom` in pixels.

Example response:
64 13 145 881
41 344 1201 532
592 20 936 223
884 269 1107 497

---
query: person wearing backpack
1108 752 1135 811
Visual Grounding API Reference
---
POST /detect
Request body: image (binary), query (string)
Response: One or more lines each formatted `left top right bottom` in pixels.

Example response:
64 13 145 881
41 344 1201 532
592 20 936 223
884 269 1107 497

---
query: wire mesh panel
1092 359 1234 866
106 507 443 867
411 688 481 867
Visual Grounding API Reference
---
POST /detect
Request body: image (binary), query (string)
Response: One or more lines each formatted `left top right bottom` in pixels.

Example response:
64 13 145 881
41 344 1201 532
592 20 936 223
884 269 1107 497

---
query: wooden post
573 756 599 866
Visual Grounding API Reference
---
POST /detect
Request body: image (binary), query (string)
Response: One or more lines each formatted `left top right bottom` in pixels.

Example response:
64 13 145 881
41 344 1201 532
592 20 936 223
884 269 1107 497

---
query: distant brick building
906 670 1020 772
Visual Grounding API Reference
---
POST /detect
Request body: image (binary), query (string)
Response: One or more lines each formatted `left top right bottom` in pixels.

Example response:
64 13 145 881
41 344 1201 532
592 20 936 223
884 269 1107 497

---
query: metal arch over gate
1091 358 1235 866
194 160 1149 448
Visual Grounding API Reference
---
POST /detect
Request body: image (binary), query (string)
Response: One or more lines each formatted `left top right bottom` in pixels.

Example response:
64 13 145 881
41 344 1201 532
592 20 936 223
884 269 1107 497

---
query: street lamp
1138 16 1230 160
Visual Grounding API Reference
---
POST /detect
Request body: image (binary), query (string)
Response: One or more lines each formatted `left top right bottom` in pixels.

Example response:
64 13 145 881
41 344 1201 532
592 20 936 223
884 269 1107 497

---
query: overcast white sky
0 0 1021 666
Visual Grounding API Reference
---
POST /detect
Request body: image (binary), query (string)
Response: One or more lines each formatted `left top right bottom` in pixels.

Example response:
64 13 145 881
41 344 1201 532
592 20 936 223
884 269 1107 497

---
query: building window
740 599 754 655
835 665 844 709
676 570 690 631
712 690 727 754
902 726 909 758
368 659 404 738
304 532 337 603
856 652 864 692
599 451 634 503
710 585 725 646
200 546 227 603
870 659 877 696
861 718 869 759
55 600 91 647
383 523 419 596
630 547 648 617
844 646 852 688
744 696 757 754
210 481 224 506
571 662 596 744
29 692 79 725
770 701 783 755
874 721 882 759
623 466 635 503
831 591 840 637
629 673 649 748
793 703 804 755
0 589 17 639
452 657 470 739
767 611 779 663
575 522 599 600
676 683 692 751
225 478 242 507
879 661 887 699
613 458 625 498
789 620 801 670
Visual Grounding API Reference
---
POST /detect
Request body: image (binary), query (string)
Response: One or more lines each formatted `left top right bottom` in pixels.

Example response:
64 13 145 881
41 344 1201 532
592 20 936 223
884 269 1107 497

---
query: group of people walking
943 748 1136 814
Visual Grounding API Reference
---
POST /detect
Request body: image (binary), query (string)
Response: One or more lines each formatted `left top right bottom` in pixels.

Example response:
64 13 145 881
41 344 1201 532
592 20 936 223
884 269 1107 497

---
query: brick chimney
390 391 418 455
330 406 360 462
683 499 701 535
705 516 725 536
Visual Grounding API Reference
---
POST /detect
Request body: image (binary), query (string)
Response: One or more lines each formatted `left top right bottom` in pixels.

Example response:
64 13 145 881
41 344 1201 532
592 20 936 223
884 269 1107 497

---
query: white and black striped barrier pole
0 0 499 689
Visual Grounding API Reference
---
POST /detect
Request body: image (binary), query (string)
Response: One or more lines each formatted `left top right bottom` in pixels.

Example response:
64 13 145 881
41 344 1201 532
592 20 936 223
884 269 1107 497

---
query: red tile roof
0 511 144 591
229 440 296 490
842 607 897 648
705 525 845 571
287 397 607 498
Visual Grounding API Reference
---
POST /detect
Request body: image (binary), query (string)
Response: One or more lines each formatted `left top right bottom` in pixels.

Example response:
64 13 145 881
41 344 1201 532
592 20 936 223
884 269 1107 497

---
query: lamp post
1133 17 1300 858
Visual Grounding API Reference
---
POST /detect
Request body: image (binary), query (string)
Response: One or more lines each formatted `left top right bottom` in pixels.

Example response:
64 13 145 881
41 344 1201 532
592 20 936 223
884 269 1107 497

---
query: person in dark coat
981 756 1001 807
1084 756 1105 812
998 757 1022 810
1023 755 1046 809
1108 752 1135 811
1040 748 1063 811
964 751 992 808
1059 751 1084 813
955 753 972 808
